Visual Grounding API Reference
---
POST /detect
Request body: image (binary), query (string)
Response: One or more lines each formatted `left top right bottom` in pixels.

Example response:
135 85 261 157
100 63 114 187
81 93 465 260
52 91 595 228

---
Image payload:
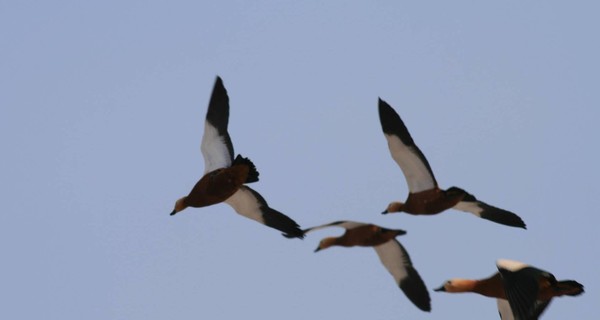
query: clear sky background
2 1 598 319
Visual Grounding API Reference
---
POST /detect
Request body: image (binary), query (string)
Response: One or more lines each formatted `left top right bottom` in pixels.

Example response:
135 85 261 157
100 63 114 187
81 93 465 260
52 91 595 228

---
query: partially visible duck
435 259 584 319
170 77 303 238
378 98 526 229
304 220 431 312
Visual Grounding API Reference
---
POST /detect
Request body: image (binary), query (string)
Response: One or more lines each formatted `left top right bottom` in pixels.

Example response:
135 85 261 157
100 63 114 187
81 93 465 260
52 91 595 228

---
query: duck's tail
233 154 259 183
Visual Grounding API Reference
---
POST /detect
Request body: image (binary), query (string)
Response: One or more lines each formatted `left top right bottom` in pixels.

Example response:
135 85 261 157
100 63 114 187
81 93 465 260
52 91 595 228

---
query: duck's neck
453 279 479 293
472 274 505 299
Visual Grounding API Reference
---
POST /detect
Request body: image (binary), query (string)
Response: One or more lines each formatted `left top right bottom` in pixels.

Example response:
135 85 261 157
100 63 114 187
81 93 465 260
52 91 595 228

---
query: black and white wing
201 76 235 174
374 239 431 312
452 190 526 229
497 259 549 320
301 220 368 235
497 298 550 320
378 98 437 193
225 186 304 238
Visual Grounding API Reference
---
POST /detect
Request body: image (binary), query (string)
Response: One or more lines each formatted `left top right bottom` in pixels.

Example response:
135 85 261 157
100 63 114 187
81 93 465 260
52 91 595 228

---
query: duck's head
170 197 188 216
314 237 337 252
434 279 475 293
382 201 405 214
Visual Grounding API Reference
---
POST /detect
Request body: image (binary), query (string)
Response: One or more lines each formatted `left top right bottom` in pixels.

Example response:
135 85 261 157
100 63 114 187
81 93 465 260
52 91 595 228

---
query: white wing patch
385 134 436 193
374 239 409 284
224 187 264 224
453 200 484 217
496 259 529 272
497 299 515 320
201 122 233 174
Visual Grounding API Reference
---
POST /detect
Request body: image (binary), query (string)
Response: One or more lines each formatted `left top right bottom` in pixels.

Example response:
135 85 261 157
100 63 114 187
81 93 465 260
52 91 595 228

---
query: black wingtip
212 76 227 97
282 229 305 239
205 76 231 135
399 267 432 312
454 188 528 229
262 208 303 239
378 98 394 123
496 215 526 229
377 98 417 147
215 75 226 87
482 208 527 229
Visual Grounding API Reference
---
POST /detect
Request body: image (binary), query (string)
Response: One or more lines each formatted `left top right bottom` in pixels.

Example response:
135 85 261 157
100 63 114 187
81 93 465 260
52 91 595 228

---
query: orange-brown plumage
326 224 402 248
393 188 464 215
435 259 584 318
184 164 252 208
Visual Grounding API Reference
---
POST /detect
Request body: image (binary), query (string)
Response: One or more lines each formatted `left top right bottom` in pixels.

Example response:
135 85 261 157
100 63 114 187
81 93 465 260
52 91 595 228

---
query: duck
378 98 526 229
170 77 304 238
434 259 584 319
304 220 431 312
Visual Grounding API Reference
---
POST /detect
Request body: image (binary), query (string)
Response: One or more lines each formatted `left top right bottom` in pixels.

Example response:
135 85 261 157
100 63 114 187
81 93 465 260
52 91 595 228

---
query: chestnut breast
186 166 250 208
404 188 464 214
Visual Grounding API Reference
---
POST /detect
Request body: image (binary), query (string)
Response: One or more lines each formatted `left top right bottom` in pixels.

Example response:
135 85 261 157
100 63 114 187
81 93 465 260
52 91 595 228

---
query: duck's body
170 77 303 238
394 188 463 215
378 98 526 229
183 156 256 209
304 221 431 312
435 259 584 319
320 223 405 247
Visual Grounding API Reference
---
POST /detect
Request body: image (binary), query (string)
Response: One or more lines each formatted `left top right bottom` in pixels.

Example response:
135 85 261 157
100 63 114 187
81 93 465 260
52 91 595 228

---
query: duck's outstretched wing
201 76 235 174
225 186 304 238
378 98 437 193
301 220 368 235
497 260 550 320
450 188 526 229
374 239 431 312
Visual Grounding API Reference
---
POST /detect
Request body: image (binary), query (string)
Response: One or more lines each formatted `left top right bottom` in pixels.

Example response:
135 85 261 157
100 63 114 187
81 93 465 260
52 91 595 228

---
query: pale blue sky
2 1 598 319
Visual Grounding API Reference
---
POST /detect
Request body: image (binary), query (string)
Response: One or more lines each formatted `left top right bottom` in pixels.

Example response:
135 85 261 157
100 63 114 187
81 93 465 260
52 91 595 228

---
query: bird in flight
170 77 304 238
378 98 526 229
303 220 431 312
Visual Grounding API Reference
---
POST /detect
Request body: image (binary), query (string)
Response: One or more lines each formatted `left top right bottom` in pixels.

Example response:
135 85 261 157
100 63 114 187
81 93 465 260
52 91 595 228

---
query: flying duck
170 77 304 238
378 98 526 229
434 259 584 319
304 220 431 312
